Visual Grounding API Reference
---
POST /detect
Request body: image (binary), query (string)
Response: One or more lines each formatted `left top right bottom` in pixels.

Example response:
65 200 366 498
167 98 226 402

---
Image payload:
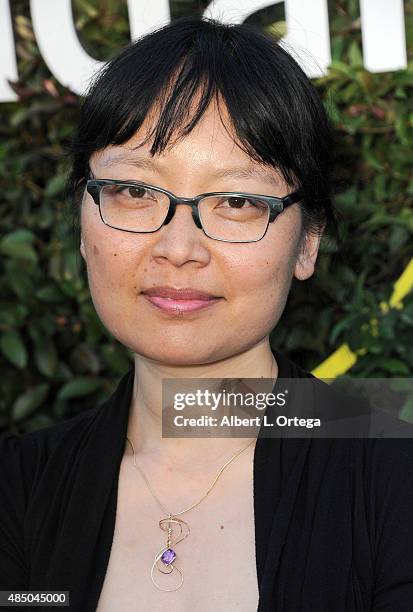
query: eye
226 197 252 209
113 185 157 200
128 186 147 198
219 196 267 211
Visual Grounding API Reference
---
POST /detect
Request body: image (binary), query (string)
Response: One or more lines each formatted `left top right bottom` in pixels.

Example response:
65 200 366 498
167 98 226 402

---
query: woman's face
80 101 321 365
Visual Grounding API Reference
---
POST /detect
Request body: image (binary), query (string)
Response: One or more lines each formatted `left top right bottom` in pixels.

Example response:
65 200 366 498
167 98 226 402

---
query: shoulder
0 403 103 505
307 373 413 504
353 437 413 606
0 366 134 503
350 436 413 493
276 348 413 472
0 401 102 453
0 405 104 588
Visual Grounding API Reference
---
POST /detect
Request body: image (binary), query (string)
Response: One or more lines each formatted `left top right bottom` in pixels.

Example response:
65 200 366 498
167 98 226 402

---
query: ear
293 225 325 281
80 234 86 261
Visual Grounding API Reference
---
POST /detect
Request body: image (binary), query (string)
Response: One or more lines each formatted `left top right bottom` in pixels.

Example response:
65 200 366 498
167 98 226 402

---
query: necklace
125 436 255 591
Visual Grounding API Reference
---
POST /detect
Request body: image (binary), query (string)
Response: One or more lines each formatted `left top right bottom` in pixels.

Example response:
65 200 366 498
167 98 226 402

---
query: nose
150 202 210 267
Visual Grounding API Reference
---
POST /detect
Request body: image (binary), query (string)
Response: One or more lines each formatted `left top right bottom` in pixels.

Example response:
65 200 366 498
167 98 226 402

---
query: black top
2 348 413 611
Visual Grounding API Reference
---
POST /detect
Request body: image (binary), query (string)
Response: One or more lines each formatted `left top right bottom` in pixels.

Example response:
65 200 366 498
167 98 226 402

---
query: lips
141 286 221 313
141 286 218 300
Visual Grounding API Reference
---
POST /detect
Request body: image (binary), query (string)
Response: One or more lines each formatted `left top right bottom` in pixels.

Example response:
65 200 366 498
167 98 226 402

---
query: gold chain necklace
125 436 255 591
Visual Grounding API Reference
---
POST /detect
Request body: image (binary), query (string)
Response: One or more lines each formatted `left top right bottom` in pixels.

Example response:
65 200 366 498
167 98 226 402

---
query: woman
1 16 413 612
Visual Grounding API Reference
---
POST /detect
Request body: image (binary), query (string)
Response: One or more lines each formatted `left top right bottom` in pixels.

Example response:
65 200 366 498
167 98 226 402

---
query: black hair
67 16 340 250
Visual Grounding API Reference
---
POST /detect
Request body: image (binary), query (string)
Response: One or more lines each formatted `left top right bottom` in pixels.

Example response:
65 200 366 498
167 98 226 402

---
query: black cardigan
2 348 413 611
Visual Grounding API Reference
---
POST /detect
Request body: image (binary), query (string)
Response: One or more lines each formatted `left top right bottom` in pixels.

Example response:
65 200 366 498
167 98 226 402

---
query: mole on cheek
113 253 117 256
93 245 99 255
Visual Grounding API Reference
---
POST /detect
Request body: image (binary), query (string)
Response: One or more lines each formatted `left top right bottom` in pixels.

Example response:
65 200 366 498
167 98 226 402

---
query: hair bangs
66 16 340 247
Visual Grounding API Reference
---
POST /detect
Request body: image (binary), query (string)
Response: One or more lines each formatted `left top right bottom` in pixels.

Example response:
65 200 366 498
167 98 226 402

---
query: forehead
91 101 284 188
96 99 239 161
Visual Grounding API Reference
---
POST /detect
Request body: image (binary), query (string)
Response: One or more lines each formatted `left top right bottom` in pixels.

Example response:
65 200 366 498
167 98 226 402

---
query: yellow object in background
312 258 413 379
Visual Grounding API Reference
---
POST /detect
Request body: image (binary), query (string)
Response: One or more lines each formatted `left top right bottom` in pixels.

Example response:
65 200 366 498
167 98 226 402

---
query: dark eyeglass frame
86 178 304 243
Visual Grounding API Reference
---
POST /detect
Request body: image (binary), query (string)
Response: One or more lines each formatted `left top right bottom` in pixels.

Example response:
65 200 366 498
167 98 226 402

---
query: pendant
151 513 190 591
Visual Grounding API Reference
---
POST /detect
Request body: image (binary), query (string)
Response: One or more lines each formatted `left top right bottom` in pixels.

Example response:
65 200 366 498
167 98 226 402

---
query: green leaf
389 225 409 254
22 413 55 433
57 377 101 400
101 343 132 375
0 304 29 327
34 338 59 377
348 41 363 67
5 261 36 301
381 359 410 376
328 61 355 80
35 285 65 302
329 314 358 345
45 174 66 197
0 330 28 368
378 317 395 341
12 383 50 422
0 229 37 262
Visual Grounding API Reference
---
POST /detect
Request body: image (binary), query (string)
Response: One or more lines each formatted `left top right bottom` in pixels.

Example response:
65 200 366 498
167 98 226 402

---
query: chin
125 338 225 367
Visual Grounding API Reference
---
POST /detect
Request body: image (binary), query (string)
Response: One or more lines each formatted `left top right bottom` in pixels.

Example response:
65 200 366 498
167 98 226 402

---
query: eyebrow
99 154 283 188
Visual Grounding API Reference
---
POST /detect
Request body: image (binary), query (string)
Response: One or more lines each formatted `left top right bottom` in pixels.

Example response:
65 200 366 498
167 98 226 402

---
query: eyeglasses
86 178 303 243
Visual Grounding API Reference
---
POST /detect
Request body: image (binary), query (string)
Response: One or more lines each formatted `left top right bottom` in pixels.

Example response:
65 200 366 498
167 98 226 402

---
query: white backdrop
0 0 407 102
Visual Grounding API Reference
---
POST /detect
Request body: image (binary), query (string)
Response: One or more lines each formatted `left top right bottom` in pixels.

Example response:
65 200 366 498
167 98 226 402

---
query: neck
126 338 278 468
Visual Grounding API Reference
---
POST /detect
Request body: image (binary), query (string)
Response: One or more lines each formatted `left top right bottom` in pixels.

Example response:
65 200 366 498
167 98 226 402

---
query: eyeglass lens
99 183 271 242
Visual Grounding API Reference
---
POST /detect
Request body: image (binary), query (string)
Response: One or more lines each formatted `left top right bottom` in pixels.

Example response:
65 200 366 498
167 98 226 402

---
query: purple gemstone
161 548 176 565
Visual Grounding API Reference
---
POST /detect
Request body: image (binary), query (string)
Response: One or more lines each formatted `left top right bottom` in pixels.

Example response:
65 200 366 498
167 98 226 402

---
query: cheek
81 210 142 302
222 227 299 329
227 240 296 302
87 244 122 294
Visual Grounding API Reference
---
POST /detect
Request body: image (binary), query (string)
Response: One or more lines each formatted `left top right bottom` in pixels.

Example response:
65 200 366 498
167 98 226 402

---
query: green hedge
1 0 413 433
